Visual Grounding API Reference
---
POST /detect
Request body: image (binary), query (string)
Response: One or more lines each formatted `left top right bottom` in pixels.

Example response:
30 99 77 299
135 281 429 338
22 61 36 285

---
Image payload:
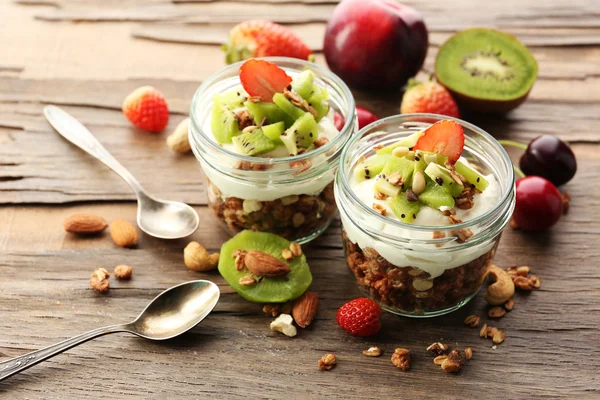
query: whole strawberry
122 86 169 133
223 20 312 64
336 298 381 337
400 79 460 118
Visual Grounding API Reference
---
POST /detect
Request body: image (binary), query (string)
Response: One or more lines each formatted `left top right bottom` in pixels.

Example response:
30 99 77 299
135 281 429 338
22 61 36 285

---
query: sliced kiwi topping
231 128 276 156
435 28 538 109
353 154 391 182
211 94 240 144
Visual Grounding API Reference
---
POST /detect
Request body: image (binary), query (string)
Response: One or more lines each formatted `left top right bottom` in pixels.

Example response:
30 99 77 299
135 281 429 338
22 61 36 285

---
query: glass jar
335 114 515 317
189 57 356 244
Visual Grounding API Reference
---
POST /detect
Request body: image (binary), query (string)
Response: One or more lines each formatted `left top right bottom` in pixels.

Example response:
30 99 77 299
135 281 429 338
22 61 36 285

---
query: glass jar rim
188 57 356 167
337 113 515 233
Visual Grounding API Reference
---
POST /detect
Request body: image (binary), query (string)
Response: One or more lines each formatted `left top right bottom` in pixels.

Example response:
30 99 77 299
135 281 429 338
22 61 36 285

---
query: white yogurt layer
342 158 501 278
200 107 340 202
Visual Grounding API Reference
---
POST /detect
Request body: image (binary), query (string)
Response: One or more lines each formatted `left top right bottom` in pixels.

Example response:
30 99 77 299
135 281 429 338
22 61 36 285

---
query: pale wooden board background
1 0 600 398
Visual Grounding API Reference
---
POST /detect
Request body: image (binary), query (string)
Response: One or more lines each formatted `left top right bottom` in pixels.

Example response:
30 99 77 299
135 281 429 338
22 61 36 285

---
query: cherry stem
498 140 527 151
514 166 526 179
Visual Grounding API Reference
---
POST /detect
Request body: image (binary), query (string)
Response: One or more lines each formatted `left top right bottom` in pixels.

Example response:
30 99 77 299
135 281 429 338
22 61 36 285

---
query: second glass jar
189 57 356 243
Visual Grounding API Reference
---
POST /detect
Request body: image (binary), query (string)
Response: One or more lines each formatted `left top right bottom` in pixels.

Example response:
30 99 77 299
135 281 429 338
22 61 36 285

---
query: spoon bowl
0 280 219 381
137 194 200 240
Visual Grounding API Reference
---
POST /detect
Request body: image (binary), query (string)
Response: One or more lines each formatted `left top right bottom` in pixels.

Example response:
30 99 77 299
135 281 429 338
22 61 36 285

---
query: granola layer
208 179 337 241
343 230 498 315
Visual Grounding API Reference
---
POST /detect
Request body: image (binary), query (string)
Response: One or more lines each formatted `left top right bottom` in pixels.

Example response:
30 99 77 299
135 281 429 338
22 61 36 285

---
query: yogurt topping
341 157 501 278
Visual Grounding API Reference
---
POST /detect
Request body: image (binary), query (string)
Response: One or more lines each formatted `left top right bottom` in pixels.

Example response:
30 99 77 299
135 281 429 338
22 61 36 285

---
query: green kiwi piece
291 70 315 99
374 178 401 198
376 131 425 155
382 156 414 188
424 163 464 198
211 94 240 144
219 230 312 303
419 182 455 209
245 101 294 128
435 28 538 113
388 192 421 223
262 122 285 142
308 86 330 121
273 93 305 120
280 113 318 156
353 154 391 182
232 128 276 156
221 89 248 109
455 160 489 191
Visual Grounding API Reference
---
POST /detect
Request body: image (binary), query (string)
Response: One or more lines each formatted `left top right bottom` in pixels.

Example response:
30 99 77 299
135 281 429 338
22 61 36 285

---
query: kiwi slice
221 89 248 109
382 156 414 188
280 113 318 156
353 154 391 182
273 93 305 121
232 128 276 156
291 70 315 99
455 160 489 191
262 122 285 142
245 101 294 128
307 86 330 122
219 230 312 303
374 178 401 198
211 94 240 144
419 182 455 209
435 28 538 113
424 163 464 198
388 192 421 223
376 131 425 155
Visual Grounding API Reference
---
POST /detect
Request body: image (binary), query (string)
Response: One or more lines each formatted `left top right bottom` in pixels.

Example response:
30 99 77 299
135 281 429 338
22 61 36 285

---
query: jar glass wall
335 114 515 317
189 57 356 244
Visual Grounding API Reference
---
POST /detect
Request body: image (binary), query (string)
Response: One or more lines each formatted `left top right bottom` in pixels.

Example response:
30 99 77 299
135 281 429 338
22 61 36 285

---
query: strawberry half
239 59 292 102
413 120 465 164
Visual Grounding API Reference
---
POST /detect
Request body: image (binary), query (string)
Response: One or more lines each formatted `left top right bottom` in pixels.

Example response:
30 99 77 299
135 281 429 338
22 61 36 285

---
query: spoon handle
43 105 145 196
0 324 129 381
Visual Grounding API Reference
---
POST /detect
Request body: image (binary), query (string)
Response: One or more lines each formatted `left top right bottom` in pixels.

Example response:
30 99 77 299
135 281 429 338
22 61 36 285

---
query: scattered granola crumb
281 248 294 261
391 348 411 371
514 275 534 291
372 203 387 216
465 347 473 360
315 137 329 148
363 347 382 357
488 306 506 319
90 268 110 293
318 353 337 371
114 265 132 280
263 304 281 317
239 275 257 286
388 172 404 187
479 323 488 338
289 242 302 257
492 345 497 350
270 314 297 337
492 330 505 344
529 275 541 289
234 250 247 271
426 342 449 356
441 350 464 373
374 190 388 200
504 297 515 311
516 266 530 276
464 314 481 328
433 355 447 365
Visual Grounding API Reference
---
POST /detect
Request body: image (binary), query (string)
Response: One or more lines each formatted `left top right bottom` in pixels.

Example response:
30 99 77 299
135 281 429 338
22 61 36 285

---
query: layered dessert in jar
335 115 515 317
189 58 356 243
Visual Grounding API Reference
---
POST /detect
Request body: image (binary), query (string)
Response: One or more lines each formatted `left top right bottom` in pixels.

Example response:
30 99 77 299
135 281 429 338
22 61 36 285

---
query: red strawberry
122 86 169 133
239 59 292 102
400 79 460 118
336 298 381 337
413 120 465 164
223 20 312 64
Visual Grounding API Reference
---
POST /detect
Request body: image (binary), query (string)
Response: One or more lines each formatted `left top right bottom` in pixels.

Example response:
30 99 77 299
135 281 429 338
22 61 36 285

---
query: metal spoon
43 105 199 239
0 280 219 381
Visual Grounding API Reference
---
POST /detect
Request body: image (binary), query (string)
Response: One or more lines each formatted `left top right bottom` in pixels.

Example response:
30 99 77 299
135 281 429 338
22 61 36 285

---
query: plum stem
498 140 527 151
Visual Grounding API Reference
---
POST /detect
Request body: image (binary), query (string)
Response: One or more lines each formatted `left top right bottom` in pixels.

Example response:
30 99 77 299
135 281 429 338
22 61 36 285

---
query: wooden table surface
1 0 599 398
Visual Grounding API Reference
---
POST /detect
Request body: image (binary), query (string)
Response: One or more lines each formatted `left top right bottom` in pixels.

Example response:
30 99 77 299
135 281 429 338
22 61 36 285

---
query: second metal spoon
44 105 199 239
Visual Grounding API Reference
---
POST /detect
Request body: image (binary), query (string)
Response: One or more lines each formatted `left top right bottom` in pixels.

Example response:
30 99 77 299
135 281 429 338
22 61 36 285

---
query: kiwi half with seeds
435 28 538 113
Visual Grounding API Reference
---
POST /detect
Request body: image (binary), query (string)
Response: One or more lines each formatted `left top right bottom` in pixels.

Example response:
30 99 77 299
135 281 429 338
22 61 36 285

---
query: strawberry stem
498 140 527 151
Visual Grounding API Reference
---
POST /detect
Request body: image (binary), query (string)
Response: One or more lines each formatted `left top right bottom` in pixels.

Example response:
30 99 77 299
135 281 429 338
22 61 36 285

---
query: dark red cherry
519 135 577 186
356 106 379 129
333 111 345 131
513 176 563 232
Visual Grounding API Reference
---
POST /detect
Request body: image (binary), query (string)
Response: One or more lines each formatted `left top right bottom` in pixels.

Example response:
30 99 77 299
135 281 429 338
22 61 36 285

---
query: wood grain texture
2 0 600 398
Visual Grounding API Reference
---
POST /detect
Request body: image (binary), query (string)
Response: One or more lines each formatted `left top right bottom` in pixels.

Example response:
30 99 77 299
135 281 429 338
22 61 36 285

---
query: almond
244 250 291 277
110 219 138 248
292 291 319 328
64 213 108 234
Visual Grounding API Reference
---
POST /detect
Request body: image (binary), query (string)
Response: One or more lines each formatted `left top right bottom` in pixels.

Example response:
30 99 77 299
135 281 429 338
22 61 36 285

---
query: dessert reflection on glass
189 58 356 244
335 115 515 317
